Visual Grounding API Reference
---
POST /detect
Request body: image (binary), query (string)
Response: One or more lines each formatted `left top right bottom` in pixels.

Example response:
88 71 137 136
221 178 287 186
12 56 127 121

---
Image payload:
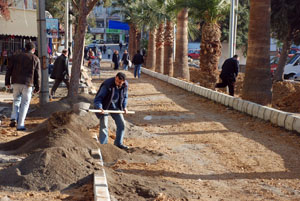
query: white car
283 53 300 79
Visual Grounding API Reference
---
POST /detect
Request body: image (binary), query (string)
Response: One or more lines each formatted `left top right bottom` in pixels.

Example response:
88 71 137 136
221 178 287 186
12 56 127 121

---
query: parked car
283 53 300 79
270 54 294 76
188 49 200 60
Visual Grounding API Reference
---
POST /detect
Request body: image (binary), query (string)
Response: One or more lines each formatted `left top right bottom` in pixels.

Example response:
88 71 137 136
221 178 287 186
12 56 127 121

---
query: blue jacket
94 77 128 115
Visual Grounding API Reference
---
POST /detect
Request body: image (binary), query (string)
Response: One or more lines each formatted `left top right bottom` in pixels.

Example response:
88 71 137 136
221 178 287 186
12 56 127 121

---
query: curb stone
141 67 300 134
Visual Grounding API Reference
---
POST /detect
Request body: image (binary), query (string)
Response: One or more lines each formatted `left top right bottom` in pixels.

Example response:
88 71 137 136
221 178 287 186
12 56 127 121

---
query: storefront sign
46 18 59 38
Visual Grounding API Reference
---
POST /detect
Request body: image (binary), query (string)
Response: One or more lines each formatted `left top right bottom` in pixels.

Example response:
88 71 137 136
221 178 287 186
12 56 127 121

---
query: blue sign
108 20 129 30
46 18 59 38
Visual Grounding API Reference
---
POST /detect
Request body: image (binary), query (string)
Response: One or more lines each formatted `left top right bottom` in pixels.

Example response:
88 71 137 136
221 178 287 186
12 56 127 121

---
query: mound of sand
0 111 100 191
272 81 300 113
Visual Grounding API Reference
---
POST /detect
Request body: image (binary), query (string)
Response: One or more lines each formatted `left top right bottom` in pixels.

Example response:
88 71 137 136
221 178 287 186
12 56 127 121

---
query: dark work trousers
51 79 70 96
215 78 235 96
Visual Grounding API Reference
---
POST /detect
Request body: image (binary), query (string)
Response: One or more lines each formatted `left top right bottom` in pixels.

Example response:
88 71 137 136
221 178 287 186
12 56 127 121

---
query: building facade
0 0 37 69
90 4 128 44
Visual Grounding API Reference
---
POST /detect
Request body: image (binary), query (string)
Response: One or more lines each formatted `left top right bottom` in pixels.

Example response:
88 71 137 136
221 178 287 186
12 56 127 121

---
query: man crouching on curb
94 72 129 150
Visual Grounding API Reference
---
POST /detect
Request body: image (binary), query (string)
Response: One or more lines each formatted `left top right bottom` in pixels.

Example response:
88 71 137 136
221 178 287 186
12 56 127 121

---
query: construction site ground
1 62 300 200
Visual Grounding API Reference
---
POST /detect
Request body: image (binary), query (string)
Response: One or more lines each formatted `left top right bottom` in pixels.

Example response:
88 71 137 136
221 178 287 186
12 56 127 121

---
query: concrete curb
91 149 111 201
141 67 300 134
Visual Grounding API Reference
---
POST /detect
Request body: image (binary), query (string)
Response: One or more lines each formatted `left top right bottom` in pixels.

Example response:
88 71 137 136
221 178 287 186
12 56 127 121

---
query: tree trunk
199 22 222 89
164 20 174 76
155 23 164 73
68 1 88 98
129 24 137 60
146 28 157 70
273 33 292 81
136 31 141 52
174 8 189 81
129 24 134 59
242 0 272 105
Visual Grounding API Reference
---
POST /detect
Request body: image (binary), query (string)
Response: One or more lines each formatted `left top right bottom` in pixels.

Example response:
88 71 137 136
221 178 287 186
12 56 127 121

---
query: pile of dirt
272 81 300 112
189 67 244 97
29 93 94 118
0 111 100 191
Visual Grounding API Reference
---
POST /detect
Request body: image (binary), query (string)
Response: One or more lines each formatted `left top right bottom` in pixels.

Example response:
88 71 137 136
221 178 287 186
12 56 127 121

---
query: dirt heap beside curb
0 111 100 191
272 81 300 113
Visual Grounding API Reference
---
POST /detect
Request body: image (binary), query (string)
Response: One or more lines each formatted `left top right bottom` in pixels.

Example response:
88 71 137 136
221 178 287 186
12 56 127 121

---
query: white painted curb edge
92 148 111 201
141 67 300 134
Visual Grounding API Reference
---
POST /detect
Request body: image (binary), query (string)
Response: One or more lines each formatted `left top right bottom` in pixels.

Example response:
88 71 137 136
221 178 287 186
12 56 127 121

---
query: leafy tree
271 0 300 81
242 0 272 105
68 0 107 98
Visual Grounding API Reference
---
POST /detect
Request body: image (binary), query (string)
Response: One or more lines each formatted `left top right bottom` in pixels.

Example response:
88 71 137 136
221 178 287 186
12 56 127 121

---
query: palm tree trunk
68 2 88 98
273 32 292 81
136 31 141 52
164 20 174 76
129 24 134 59
242 0 272 105
146 28 157 70
199 22 222 89
155 23 164 73
174 8 189 81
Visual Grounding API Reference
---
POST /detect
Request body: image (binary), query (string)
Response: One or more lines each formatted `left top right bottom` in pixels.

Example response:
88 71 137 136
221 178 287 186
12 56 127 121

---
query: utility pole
65 0 69 50
36 0 49 104
229 0 239 57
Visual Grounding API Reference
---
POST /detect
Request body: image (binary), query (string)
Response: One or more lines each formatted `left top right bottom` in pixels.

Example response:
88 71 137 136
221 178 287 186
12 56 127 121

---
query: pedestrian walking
5 42 41 131
112 50 120 70
132 50 144 78
94 72 129 150
119 42 123 51
50 49 70 99
121 49 130 70
99 46 103 53
103 45 107 54
215 54 239 96
107 48 112 59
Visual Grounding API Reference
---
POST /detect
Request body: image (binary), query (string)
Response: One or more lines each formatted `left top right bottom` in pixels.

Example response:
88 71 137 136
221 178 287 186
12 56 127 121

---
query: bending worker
94 72 129 150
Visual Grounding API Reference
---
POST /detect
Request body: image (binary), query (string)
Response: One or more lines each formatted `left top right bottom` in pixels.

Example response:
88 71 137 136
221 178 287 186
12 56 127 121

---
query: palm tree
155 23 165 73
163 20 174 76
187 0 228 88
242 0 272 105
173 8 189 80
146 28 157 70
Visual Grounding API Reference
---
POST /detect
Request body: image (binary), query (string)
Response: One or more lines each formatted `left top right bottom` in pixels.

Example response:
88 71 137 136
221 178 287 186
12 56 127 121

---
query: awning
0 8 37 37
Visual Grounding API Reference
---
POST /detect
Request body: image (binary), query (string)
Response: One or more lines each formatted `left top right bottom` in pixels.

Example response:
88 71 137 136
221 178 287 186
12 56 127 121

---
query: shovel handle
88 109 135 114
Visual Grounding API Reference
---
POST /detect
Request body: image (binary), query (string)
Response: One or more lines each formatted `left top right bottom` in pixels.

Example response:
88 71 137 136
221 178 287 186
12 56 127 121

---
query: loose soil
1 63 300 200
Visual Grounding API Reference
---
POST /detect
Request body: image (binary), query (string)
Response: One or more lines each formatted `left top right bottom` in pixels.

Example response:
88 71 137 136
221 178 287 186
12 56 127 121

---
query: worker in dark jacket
5 42 41 130
94 72 129 150
50 49 69 99
215 55 239 96
132 50 144 78
112 50 120 70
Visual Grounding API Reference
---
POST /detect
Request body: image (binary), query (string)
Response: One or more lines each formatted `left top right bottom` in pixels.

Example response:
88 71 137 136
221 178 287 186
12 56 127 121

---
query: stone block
293 116 300 133
270 109 281 125
233 98 240 110
246 102 254 116
217 92 223 103
285 114 295 131
228 96 236 108
252 104 260 117
95 186 110 198
241 101 250 113
263 107 273 121
257 106 266 120
237 99 244 112
277 112 288 127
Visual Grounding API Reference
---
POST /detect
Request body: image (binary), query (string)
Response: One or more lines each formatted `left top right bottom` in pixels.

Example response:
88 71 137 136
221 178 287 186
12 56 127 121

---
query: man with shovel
94 72 129 150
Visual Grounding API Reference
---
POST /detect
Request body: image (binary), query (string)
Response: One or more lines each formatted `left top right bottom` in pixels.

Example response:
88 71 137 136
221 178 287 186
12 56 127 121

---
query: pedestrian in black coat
50 49 70 98
112 50 120 70
215 55 239 96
